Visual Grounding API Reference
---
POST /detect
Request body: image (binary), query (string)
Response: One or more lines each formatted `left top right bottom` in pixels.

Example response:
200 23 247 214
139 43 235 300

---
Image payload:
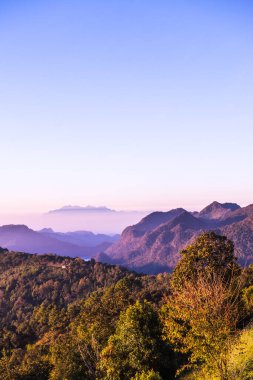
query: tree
0 349 19 380
49 334 87 380
70 277 144 379
171 232 240 290
162 233 243 379
100 300 174 380
18 344 51 380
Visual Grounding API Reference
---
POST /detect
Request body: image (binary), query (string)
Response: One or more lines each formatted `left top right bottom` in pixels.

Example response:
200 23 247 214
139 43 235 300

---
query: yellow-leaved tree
162 232 244 380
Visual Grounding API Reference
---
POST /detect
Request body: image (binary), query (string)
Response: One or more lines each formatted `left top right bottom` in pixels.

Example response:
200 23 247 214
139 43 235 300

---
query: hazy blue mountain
41 206 150 234
0 225 116 258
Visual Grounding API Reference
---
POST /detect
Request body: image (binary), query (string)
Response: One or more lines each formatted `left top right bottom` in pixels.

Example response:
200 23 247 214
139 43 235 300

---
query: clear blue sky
1 0 253 212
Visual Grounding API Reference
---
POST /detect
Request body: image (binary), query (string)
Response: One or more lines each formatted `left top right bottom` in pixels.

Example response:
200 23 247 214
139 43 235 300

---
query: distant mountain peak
199 201 240 219
167 210 204 226
49 205 115 213
121 208 187 239
201 201 240 211
39 228 55 233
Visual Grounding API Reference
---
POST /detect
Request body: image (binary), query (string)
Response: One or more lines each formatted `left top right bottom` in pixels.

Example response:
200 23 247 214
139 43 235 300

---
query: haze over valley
0 206 149 234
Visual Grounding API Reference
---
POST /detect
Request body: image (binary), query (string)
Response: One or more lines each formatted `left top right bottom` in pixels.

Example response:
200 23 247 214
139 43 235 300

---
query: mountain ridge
104 201 253 274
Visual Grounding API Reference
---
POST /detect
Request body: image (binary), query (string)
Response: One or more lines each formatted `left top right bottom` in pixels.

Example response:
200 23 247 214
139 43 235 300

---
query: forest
0 232 252 380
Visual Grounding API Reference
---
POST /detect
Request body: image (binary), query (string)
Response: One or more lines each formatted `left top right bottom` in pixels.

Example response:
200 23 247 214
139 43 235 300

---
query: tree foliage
162 233 245 379
171 232 240 290
0 235 252 380
100 300 174 379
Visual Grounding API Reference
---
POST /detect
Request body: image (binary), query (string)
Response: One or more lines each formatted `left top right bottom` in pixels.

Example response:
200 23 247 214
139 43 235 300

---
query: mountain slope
104 202 253 274
105 211 210 273
219 215 253 263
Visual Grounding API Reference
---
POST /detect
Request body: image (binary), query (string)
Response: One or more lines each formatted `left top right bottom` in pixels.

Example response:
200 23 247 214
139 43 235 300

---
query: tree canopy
0 236 252 380
171 232 241 290
163 233 244 379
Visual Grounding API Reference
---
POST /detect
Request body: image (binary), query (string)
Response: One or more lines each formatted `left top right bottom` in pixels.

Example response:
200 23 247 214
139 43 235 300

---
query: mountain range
100 201 253 274
0 225 119 258
1 201 253 275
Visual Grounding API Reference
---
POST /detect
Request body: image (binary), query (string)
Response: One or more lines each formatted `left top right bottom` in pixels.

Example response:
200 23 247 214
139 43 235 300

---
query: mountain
49 205 115 213
198 201 240 220
220 204 253 225
104 202 253 274
124 208 187 237
0 225 117 258
105 210 210 273
39 228 119 247
2 202 253 275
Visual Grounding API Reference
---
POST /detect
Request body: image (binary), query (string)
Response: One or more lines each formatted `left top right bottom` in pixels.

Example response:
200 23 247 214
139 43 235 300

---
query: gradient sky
1 0 253 213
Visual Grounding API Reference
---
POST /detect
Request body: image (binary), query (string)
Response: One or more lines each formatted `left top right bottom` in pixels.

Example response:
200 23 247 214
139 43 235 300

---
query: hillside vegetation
0 233 252 379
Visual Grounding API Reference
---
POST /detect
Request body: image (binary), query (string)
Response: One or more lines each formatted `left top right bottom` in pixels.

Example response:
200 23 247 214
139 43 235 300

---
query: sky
0 0 253 216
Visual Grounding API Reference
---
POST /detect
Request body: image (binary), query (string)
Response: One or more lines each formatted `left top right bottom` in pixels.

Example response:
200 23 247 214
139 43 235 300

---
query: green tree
49 334 87 380
172 232 240 290
70 277 143 378
100 300 174 380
